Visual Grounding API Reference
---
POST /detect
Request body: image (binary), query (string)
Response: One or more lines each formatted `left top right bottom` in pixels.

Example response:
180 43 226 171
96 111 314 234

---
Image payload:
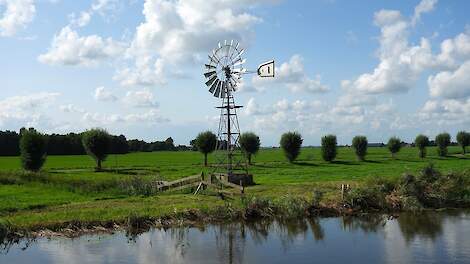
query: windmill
204 40 274 185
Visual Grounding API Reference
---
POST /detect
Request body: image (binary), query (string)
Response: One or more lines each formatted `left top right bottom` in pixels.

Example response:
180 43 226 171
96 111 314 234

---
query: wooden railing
157 173 203 192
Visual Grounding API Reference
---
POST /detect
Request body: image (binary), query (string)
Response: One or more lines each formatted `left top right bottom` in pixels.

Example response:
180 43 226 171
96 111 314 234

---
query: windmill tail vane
203 40 274 185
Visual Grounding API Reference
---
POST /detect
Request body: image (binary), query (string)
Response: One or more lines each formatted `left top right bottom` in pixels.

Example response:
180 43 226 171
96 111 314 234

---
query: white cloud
429 61 470 99
252 55 329 93
94 86 117 102
411 0 437 26
244 98 263 116
435 32 470 68
60 104 85 113
419 98 470 127
38 26 125 66
82 109 168 125
337 92 377 107
0 92 60 128
123 89 159 108
342 4 437 95
117 0 277 86
0 92 59 111
69 11 92 27
69 0 120 27
0 0 35 37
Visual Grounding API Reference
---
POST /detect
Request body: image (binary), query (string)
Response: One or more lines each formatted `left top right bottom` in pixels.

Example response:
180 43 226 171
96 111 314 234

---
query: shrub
195 131 217 166
82 128 110 171
344 186 387 210
242 196 275 219
19 128 48 172
239 132 261 165
280 132 303 163
387 137 401 158
321 135 337 162
435 133 451 157
352 136 368 161
415 134 429 158
456 131 470 154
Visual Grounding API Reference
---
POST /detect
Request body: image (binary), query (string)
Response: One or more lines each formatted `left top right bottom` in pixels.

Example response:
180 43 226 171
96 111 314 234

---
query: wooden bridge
156 172 244 194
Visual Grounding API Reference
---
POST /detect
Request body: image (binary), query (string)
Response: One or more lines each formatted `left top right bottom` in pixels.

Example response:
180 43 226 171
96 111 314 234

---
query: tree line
10 127 470 172
0 128 191 156
193 130 470 165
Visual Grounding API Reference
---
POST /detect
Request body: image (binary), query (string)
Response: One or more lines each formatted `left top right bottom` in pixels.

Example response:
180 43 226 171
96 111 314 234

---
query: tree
0 130 20 156
19 128 48 172
82 128 110 171
456 131 470 155
195 131 217 166
321 135 337 162
280 132 303 163
415 134 429 158
239 132 261 165
387 137 402 158
435 133 451 157
352 136 368 161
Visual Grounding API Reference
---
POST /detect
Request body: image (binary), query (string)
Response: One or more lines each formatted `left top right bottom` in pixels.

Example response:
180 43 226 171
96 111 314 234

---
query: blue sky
1 0 469 146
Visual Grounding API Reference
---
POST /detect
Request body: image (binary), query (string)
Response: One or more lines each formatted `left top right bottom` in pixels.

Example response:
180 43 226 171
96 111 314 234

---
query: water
2 211 470 264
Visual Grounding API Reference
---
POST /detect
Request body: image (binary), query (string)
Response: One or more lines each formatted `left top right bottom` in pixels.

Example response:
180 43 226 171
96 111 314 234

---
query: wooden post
341 184 345 201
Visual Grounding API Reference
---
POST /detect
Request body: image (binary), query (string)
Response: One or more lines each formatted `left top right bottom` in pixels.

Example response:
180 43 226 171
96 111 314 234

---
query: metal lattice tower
213 81 247 177
203 40 275 181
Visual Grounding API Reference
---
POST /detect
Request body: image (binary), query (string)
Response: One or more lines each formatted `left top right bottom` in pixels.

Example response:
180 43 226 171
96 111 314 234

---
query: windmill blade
220 81 226 98
235 42 240 50
232 68 246 74
205 64 216 69
208 54 219 64
204 70 216 78
209 79 219 93
230 39 234 46
205 75 217 87
218 42 221 49
214 81 221 97
232 58 246 67
205 75 217 86
232 48 244 60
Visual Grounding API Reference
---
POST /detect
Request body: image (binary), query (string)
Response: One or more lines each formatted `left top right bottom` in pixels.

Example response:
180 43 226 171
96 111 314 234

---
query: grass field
0 146 469 232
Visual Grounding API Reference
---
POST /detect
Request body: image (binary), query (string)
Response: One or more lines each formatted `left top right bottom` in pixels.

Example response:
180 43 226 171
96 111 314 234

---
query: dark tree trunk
248 154 252 165
204 154 208 166
96 159 102 171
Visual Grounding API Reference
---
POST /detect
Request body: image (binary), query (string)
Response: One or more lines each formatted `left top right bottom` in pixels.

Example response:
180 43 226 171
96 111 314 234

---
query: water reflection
1 210 469 264
397 211 444 242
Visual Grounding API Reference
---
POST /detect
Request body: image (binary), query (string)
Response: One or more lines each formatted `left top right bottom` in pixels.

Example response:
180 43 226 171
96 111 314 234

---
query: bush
195 131 217 166
415 134 429 158
387 137 401 158
239 132 261 165
345 186 387 210
82 128 110 171
435 133 451 157
456 131 470 154
352 136 368 161
321 135 337 162
19 128 48 172
280 132 303 163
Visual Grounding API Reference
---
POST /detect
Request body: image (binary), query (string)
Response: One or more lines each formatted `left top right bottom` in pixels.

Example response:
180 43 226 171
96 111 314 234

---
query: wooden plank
170 182 201 192
157 173 203 192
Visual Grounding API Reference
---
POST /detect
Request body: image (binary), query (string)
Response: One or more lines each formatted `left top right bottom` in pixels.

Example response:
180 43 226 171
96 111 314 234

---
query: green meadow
0 146 469 230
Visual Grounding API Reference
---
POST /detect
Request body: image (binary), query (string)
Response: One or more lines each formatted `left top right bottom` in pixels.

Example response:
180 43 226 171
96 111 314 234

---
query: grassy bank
0 146 470 241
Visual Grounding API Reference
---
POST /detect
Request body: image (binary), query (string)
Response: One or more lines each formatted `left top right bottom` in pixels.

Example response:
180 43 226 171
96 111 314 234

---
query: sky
0 0 469 146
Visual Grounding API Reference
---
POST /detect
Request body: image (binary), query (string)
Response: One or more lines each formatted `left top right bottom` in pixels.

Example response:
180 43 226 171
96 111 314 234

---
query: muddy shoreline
2 203 464 247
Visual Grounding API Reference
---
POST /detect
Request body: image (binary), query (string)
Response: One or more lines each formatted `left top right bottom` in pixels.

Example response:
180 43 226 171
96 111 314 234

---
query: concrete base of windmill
211 173 254 186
